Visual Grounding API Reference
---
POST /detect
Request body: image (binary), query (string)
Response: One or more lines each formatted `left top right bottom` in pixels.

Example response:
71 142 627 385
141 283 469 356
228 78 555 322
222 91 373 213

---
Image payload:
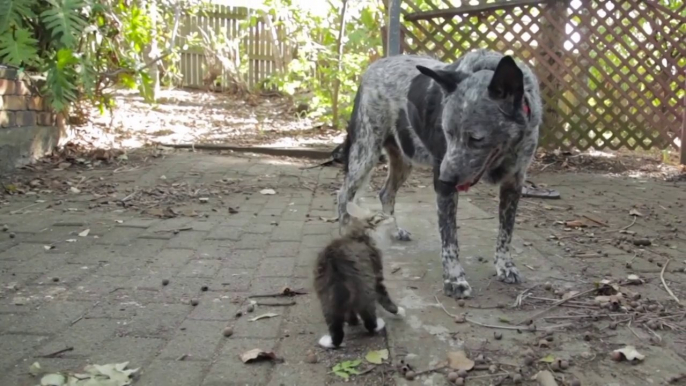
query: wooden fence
401 0 686 152
175 5 285 90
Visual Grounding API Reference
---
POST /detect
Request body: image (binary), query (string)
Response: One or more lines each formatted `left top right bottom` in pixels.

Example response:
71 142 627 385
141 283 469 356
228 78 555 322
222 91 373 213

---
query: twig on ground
627 319 642 340
517 287 597 325
10 202 41 214
154 227 193 233
512 284 539 308
621 216 638 231
661 259 682 305
248 288 308 298
176 354 188 361
460 216 495 221
412 365 446 376
582 214 609 227
121 189 139 203
38 347 74 358
255 301 296 307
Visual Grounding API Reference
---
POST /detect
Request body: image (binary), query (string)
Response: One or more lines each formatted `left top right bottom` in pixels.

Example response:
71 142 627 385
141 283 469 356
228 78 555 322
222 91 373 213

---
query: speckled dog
336 49 543 298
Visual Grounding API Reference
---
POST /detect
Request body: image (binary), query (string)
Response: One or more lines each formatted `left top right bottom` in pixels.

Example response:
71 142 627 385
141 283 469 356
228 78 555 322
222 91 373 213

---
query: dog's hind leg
494 173 524 283
379 141 413 241
337 137 380 233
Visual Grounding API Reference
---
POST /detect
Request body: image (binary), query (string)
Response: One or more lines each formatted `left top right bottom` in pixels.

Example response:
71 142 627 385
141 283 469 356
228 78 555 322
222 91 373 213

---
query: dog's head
416 56 528 194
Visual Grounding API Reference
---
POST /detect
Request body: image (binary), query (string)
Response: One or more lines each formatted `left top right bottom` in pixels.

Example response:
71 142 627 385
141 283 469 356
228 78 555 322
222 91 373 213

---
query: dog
336 49 542 298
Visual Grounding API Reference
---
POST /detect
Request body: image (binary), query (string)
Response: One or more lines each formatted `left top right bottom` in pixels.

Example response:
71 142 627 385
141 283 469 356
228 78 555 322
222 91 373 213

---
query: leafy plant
332 359 362 379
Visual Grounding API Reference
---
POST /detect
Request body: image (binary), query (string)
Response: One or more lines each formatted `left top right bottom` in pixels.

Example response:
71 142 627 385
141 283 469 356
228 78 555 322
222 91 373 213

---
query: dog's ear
346 201 370 219
416 65 468 93
488 56 524 113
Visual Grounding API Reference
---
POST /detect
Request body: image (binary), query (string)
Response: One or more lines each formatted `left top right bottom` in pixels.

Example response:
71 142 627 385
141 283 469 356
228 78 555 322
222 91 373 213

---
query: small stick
582 214 609 227
466 372 511 380
176 354 188 361
155 226 193 233
38 347 74 358
121 189 139 202
661 259 682 305
517 287 597 325
412 365 446 376
621 216 638 231
10 202 41 214
248 289 308 298
255 301 296 306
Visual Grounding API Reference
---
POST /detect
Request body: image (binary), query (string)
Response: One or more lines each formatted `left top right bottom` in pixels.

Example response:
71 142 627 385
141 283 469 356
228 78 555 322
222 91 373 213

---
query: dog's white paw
443 278 472 298
495 257 523 284
318 335 343 349
375 317 386 332
395 306 406 318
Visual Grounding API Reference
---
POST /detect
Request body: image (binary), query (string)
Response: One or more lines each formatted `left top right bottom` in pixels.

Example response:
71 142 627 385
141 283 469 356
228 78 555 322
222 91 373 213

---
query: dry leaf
447 350 474 371
564 220 586 228
626 274 643 285
365 349 389 364
240 348 278 363
249 313 279 322
561 291 580 300
629 209 643 217
319 216 338 223
260 189 276 195
69 187 81 194
78 229 90 237
613 345 645 361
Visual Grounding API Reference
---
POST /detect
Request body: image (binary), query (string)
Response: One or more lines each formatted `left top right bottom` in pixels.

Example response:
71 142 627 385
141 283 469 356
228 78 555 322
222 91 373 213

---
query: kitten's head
345 201 395 246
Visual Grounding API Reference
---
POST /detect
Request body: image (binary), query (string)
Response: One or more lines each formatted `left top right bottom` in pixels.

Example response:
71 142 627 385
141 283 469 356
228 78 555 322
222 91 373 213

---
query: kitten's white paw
375 317 386 332
396 307 406 318
318 335 335 349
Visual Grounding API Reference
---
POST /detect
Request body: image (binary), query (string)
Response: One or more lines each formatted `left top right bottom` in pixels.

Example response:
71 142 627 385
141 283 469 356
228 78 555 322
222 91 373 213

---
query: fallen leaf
66 239 77 243
260 189 276 195
240 348 278 363
78 229 90 237
43 245 55 250
365 349 389 364
539 354 556 363
564 220 587 228
626 274 642 285
498 316 511 324
629 209 643 217
57 162 72 169
147 208 164 217
249 313 279 322
447 350 475 371
613 345 645 361
29 361 42 377
69 187 81 194
538 339 551 348
319 216 338 223
115 220 124 224
332 359 362 379
40 373 66 385
562 291 580 300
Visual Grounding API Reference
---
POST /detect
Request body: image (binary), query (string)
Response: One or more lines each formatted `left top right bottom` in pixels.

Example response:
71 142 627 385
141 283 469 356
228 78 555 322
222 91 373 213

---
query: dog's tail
340 85 364 175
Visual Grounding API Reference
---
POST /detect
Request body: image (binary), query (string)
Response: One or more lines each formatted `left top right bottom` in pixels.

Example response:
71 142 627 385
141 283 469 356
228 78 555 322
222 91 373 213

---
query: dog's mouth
456 149 502 192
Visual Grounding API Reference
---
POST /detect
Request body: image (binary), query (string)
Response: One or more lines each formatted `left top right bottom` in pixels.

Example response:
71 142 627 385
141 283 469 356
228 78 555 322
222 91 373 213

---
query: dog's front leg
436 191 472 298
494 174 524 283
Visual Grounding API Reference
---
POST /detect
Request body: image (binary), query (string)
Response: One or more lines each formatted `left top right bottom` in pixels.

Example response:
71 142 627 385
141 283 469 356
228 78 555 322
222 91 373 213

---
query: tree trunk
332 0 349 130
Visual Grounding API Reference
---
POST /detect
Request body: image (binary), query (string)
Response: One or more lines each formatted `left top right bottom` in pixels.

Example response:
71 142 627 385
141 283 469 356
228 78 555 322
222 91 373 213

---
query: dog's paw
395 228 412 241
375 317 386 332
496 261 523 284
443 279 472 298
395 306 406 318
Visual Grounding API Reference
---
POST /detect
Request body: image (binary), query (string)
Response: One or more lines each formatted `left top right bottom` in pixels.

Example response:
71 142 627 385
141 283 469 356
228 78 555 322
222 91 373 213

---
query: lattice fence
401 0 686 151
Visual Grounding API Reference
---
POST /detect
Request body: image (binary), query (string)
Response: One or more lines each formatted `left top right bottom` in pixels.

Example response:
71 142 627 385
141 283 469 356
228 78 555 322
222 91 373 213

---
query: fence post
537 0 569 148
387 0 402 56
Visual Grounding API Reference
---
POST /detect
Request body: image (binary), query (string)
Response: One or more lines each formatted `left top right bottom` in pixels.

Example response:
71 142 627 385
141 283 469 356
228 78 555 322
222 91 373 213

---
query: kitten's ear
346 201 370 219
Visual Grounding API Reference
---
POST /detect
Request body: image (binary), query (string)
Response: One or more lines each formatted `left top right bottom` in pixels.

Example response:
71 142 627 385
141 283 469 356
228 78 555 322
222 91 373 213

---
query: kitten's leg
376 280 402 316
347 311 360 326
319 312 345 349
359 304 385 334
379 142 413 241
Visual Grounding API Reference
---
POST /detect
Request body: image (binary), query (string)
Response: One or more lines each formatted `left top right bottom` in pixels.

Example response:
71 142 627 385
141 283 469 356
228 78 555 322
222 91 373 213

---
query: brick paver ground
0 151 684 386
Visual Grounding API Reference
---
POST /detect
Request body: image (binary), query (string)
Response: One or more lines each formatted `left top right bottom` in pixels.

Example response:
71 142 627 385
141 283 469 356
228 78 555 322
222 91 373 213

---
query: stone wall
0 67 62 173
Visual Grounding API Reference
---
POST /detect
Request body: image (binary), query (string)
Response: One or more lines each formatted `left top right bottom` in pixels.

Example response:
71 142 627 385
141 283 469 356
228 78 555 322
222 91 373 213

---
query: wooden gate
400 0 686 152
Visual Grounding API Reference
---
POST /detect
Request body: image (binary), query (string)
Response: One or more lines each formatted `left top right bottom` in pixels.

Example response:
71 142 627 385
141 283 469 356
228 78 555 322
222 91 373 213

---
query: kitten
314 201 405 349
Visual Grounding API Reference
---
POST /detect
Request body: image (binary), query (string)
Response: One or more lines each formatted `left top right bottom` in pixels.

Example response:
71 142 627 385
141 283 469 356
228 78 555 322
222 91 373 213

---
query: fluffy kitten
314 201 405 349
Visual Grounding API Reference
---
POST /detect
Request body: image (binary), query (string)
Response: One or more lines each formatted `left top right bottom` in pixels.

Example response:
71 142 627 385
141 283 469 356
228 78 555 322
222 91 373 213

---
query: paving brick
6 301 89 334
158 319 226 360
302 222 334 235
266 241 300 257
284 295 324 325
94 256 153 276
257 207 284 217
300 234 332 249
147 249 194 270
117 303 190 338
215 267 253 292
270 221 304 241
129 276 209 302
248 277 308 295
293 265 312 278
235 233 269 249
90 336 165 368
137 360 207 386
0 335 51 373
0 243 49 260
167 231 208 249
36 318 120 357
243 222 277 234
194 243 234 260
177 259 221 278
188 293 239 321
256 257 296 277
116 239 169 258
281 206 310 220
203 338 276 386
33 263 91 285
115 218 160 228
66 275 135 301
5 253 69 274
95 227 146 245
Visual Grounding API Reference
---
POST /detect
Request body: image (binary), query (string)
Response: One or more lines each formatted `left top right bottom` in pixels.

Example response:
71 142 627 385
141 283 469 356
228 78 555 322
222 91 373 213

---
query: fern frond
0 28 38 66
0 0 37 34
41 0 88 48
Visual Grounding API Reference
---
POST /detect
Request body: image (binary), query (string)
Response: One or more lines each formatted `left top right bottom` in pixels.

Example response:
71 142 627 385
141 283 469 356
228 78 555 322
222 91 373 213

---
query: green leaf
0 0 36 33
333 370 349 380
0 28 38 66
40 0 88 48
40 373 66 386
365 349 389 364
539 354 556 363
